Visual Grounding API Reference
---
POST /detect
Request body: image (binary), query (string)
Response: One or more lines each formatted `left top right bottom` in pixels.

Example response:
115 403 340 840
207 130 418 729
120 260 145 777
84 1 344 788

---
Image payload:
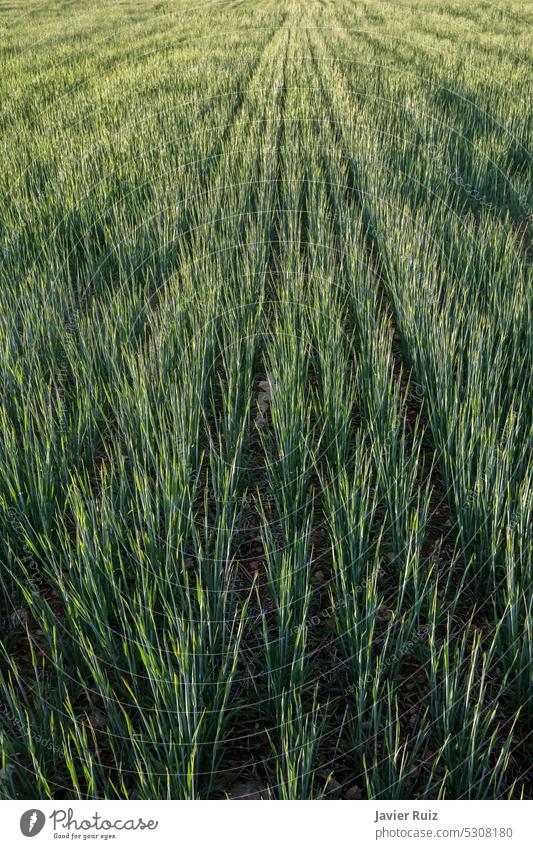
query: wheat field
0 0 531 800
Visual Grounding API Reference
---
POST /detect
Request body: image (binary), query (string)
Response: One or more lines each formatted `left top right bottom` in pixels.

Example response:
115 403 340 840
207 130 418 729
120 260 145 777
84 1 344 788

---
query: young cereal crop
0 0 531 801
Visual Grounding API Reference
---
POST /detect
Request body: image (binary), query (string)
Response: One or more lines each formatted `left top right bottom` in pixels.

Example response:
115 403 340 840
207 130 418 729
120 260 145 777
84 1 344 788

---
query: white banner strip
1 800 531 848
